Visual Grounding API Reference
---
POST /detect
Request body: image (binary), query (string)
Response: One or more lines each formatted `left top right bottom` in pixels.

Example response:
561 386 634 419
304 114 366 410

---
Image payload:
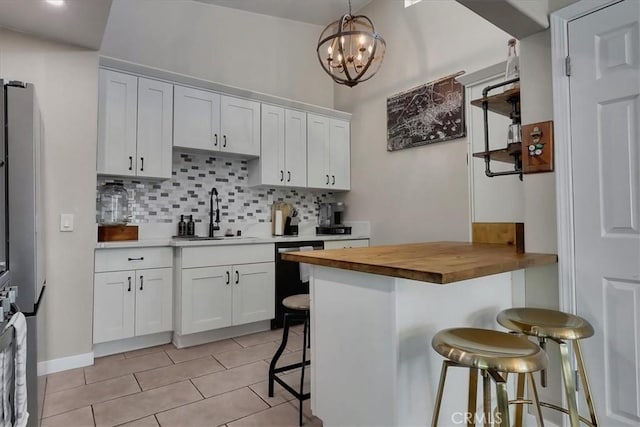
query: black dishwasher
272 240 324 329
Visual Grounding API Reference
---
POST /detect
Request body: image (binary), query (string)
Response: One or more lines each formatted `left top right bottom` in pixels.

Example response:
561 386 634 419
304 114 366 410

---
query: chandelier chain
348 0 352 15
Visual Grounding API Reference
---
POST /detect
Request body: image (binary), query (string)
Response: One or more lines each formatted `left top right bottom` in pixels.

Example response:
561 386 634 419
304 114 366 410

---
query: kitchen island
283 242 557 427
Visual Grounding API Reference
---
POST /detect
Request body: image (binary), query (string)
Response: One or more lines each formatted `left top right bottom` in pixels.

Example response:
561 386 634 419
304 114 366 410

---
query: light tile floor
42 326 320 427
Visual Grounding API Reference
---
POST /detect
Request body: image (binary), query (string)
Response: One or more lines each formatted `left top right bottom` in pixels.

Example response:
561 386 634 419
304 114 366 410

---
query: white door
173 85 220 151
136 78 173 179
232 262 275 326
569 1 640 425
93 271 135 343
220 96 261 156
330 118 351 190
135 267 173 336
307 113 331 189
97 69 138 176
181 266 232 334
261 104 286 186
285 109 308 187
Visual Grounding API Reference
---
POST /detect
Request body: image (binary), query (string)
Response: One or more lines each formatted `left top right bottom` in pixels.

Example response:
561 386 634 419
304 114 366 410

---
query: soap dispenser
187 215 195 236
178 215 187 236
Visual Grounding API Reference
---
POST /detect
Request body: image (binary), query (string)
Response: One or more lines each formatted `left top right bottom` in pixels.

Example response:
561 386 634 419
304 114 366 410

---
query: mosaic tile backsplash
97 152 334 226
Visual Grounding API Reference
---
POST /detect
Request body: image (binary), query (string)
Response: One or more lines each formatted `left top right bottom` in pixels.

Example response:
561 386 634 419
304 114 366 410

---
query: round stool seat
432 328 548 373
282 294 310 311
497 307 594 341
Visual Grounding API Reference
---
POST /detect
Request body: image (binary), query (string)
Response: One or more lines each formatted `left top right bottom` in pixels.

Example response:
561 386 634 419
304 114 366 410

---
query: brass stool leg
574 340 598 426
482 370 491 427
514 373 526 427
559 341 580 427
431 360 452 427
488 370 510 427
527 372 545 427
468 368 478 427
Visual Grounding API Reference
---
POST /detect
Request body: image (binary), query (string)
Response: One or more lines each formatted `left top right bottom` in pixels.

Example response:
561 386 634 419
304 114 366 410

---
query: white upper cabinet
248 105 307 187
174 85 260 157
97 69 173 179
173 85 221 151
307 113 350 190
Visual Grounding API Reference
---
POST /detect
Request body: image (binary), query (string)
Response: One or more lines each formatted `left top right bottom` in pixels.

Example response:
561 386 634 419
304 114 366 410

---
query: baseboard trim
173 321 271 348
38 352 94 376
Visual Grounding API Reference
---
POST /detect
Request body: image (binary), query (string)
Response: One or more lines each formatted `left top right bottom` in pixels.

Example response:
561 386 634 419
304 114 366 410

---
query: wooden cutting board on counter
271 202 293 235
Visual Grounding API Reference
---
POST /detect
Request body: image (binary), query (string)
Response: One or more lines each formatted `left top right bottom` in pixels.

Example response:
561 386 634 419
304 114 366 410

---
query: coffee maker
316 202 352 235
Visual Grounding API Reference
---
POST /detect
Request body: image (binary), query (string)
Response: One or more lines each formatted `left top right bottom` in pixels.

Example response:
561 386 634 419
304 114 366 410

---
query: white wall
0 28 99 361
335 0 510 245
100 0 333 108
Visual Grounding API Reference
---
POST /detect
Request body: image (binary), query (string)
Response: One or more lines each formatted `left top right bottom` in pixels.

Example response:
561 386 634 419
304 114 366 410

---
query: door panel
285 109 307 187
137 78 173 179
135 268 173 336
181 266 232 334
97 69 138 176
173 85 220 151
261 104 285 186
569 1 640 424
232 262 275 326
221 96 260 156
93 271 135 343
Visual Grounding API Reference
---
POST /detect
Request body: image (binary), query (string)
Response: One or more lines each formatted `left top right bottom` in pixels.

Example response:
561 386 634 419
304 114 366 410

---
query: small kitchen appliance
316 202 351 235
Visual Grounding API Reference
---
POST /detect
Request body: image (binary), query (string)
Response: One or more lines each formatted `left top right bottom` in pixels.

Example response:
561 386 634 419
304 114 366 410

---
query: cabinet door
135 268 172 336
323 239 369 250
173 85 220 151
260 104 286 186
181 266 232 334
221 96 261 156
330 119 351 190
93 271 135 343
285 110 307 187
97 69 138 177
307 113 331 189
232 262 275 326
136 78 173 179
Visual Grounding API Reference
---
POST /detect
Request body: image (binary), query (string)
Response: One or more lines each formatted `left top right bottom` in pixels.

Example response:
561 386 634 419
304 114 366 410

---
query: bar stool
431 328 548 427
497 307 598 427
269 294 311 426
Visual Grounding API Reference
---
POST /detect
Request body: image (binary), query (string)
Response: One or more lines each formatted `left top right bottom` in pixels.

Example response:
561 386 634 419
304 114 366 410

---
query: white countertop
95 233 370 249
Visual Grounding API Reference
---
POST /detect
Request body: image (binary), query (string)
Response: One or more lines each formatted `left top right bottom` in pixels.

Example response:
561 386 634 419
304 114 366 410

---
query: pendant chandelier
316 0 386 87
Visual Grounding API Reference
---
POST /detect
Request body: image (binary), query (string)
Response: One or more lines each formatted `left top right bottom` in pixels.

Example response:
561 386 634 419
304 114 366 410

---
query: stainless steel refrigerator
1 80 46 427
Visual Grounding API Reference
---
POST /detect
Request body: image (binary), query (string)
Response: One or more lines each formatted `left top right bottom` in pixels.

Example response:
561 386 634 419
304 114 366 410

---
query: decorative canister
98 183 130 225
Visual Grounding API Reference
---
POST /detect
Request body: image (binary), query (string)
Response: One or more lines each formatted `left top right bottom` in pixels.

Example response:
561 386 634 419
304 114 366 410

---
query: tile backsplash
97 152 334 227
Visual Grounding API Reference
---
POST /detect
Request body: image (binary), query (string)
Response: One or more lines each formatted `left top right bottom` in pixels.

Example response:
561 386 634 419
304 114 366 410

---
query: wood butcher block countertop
282 242 558 284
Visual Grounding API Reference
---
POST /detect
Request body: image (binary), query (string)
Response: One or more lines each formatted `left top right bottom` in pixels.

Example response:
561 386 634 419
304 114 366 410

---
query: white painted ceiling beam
456 0 550 39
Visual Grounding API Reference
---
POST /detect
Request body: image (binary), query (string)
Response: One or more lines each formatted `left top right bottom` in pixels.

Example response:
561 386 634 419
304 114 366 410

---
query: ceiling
0 0 113 50
196 0 373 26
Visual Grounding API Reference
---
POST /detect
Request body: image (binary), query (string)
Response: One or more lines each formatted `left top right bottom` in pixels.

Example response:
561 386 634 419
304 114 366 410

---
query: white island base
309 265 525 427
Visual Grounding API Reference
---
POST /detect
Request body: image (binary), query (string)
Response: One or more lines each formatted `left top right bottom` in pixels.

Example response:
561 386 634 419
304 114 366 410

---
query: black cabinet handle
127 276 131 292
280 170 284 182
223 135 227 148
128 257 144 261
214 134 218 146
235 270 239 284
226 271 230 285
287 171 291 182
139 275 143 291
332 175 336 185
326 174 330 185
128 156 133 171
140 157 144 172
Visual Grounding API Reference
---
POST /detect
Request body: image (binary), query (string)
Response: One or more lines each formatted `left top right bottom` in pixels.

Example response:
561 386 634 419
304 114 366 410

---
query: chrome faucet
209 187 220 237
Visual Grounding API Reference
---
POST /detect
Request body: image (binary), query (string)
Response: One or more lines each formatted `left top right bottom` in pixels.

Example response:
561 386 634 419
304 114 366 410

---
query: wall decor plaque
387 74 465 151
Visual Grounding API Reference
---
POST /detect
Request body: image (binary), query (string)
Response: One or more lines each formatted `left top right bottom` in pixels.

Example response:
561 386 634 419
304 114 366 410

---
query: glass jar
98 183 130 225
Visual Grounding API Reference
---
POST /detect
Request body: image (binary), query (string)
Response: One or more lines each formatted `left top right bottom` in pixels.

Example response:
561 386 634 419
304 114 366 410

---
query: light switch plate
60 213 74 232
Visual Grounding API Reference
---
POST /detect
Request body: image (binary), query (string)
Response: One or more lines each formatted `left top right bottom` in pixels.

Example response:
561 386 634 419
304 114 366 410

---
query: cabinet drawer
95 247 173 272
323 239 370 250
181 244 274 269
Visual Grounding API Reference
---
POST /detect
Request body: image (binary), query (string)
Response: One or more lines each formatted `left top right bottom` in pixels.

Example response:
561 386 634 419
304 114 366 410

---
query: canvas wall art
387 75 465 151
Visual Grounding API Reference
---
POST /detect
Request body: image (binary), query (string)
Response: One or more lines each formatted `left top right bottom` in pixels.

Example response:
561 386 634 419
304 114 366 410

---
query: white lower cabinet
176 244 275 335
323 239 370 250
93 248 173 344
